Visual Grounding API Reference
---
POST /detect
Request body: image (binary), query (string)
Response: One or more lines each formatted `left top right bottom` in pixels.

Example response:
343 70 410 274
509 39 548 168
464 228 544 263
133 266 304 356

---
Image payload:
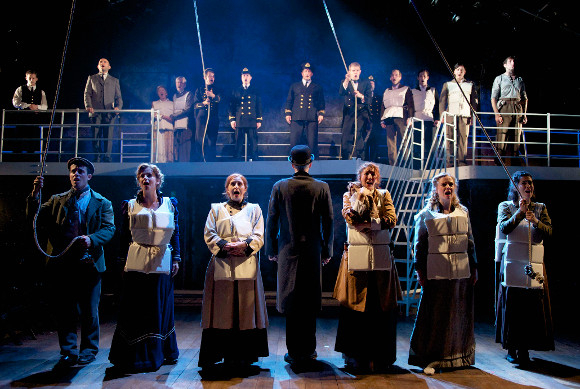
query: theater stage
1 306 579 389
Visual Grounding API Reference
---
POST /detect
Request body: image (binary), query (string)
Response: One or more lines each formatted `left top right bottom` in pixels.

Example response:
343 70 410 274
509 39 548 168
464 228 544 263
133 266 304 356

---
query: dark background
1 0 579 122
1 0 578 336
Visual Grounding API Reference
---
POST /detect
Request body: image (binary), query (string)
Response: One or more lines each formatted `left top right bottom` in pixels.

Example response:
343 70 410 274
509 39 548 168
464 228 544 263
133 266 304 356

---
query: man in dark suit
27 157 115 368
363 75 383 162
84 58 123 162
284 62 325 158
228 67 263 161
193 68 221 162
340 62 372 160
266 145 333 365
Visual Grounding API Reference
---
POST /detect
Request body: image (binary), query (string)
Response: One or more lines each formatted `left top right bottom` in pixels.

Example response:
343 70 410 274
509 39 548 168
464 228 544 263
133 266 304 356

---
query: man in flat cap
228 68 263 161
266 145 333 365
27 157 115 368
284 63 325 159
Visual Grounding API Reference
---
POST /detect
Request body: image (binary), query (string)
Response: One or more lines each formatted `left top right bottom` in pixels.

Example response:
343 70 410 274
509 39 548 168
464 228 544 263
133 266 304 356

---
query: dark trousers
174 128 193 162
363 120 381 162
286 311 317 357
341 110 367 160
235 126 258 160
50 263 102 358
91 113 116 162
385 117 407 165
290 120 318 158
194 116 218 162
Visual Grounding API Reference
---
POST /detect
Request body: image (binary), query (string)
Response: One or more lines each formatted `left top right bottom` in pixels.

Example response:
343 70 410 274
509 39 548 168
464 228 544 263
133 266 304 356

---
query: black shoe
163 357 178 365
518 350 530 365
54 355 78 369
506 349 518 364
77 354 96 365
284 353 295 364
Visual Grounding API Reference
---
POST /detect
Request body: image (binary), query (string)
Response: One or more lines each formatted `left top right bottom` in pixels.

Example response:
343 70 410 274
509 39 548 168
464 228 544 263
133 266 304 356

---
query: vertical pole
75 108 80 157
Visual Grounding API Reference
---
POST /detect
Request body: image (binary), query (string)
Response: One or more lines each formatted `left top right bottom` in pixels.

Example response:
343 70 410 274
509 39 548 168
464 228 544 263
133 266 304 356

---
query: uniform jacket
266 171 333 313
193 85 221 121
27 188 115 272
285 81 325 122
339 79 373 115
84 73 123 118
228 85 263 127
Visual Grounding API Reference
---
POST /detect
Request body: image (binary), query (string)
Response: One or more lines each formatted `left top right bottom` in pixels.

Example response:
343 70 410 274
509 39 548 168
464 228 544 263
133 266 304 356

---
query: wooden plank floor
1 308 579 389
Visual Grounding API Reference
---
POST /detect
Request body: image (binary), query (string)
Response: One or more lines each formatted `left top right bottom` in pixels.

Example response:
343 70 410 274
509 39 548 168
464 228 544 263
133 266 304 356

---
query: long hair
507 170 533 202
223 173 249 200
426 172 463 210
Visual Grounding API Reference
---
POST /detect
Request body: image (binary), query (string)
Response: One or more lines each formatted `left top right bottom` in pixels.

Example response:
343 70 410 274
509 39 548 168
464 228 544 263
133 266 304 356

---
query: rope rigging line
322 0 359 160
194 0 211 162
33 0 81 259
408 0 523 196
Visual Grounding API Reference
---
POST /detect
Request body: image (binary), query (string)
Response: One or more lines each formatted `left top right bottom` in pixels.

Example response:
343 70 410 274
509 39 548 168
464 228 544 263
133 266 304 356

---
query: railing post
1 109 5 162
150 108 156 163
59 111 65 162
546 113 551 167
75 108 80 157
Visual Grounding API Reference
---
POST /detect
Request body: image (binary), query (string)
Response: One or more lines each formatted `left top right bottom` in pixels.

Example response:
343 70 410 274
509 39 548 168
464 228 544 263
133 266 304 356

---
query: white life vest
125 198 175 275
153 99 174 130
446 81 473 117
412 88 436 121
212 203 258 281
381 86 408 119
425 208 471 280
346 189 392 271
173 92 190 129
501 218 544 289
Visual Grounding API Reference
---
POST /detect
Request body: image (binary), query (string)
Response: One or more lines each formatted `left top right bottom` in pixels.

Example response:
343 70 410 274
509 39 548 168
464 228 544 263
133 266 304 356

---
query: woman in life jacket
408 172 477 374
495 170 554 365
109 163 180 372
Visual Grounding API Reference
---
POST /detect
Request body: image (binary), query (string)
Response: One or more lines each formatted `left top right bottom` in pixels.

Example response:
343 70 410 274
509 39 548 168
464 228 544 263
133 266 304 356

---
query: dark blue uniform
228 85 263 160
284 82 325 157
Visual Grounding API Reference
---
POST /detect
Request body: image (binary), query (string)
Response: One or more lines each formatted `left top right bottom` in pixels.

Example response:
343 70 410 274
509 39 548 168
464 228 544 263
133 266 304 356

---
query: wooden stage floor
1 308 579 389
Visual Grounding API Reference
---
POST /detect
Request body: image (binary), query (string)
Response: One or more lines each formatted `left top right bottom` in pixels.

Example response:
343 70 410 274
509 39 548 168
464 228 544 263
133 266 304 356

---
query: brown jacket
333 184 402 312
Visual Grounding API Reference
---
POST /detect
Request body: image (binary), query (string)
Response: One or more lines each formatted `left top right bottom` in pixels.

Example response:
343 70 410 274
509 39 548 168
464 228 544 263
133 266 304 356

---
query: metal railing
1 109 160 163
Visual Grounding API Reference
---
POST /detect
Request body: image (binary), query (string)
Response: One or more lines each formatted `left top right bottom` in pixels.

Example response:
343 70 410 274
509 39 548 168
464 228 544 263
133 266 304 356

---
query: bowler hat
289 145 314 166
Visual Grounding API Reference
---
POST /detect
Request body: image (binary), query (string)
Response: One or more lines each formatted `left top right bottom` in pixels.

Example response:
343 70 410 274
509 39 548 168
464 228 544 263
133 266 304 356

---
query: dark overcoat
266 171 333 314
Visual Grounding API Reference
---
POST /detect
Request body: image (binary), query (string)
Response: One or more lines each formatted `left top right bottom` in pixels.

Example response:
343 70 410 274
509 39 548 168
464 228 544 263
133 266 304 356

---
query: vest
424 208 471 280
381 86 408 119
446 81 473 117
173 92 190 129
21 85 43 107
153 99 174 130
501 218 544 289
346 189 392 271
125 198 175 274
412 87 436 121
212 203 259 281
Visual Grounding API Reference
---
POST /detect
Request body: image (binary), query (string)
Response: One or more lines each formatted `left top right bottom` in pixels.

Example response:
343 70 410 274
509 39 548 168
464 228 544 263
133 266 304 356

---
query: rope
408 0 524 195
33 0 82 259
194 0 210 162
322 0 359 160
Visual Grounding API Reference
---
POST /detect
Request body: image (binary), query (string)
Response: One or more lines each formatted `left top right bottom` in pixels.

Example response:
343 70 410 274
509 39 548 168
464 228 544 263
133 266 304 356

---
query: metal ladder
386 114 457 315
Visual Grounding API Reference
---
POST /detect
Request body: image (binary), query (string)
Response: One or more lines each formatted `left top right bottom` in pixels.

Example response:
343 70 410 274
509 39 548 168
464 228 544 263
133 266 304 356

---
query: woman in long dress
109 163 180 372
408 172 477 374
495 170 554 365
199 173 269 371
333 162 401 373
152 85 174 163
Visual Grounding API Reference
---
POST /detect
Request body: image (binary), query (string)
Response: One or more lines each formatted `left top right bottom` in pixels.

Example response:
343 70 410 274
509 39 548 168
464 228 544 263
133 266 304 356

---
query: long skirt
408 278 475 369
495 283 554 351
335 273 398 366
198 280 269 367
109 272 179 372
